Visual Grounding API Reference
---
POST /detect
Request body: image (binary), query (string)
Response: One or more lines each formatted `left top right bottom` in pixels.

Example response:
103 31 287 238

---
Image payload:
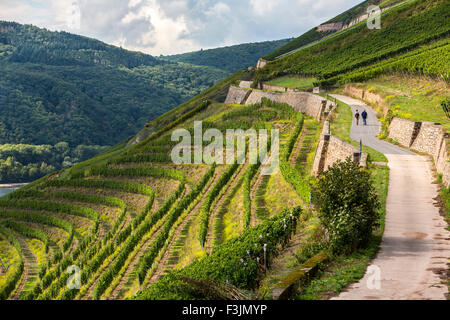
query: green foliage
263 28 332 61
0 21 229 148
85 166 185 181
263 0 384 60
1 219 49 252
0 143 109 183
324 40 450 85
135 207 301 300
0 199 99 232
92 170 189 299
257 0 449 84
133 100 211 149
198 163 239 247
165 39 291 72
243 164 259 228
0 209 73 252
42 179 154 196
316 158 380 253
0 225 24 300
136 164 216 284
279 114 311 203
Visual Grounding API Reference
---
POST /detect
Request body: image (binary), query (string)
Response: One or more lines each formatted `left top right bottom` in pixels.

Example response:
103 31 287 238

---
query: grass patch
266 76 316 91
358 75 450 129
0 235 21 290
264 170 303 218
221 181 245 243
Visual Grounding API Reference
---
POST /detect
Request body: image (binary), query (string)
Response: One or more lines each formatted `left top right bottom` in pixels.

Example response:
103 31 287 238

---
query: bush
315 158 380 253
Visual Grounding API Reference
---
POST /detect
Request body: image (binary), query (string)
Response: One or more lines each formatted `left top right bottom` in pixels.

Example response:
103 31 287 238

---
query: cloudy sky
0 0 362 55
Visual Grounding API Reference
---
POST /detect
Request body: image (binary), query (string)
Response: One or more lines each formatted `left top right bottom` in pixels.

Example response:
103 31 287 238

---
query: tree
315 158 380 253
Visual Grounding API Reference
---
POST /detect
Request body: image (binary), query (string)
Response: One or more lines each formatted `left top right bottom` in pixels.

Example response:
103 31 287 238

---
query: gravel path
330 94 450 300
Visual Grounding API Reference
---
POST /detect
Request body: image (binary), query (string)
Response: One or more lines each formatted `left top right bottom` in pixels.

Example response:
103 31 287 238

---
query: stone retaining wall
224 86 252 105
388 117 450 186
261 83 296 92
256 58 267 69
245 90 327 121
342 85 387 114
312 128 367 176
239 81 253 89
387 117 420 147
225 85 329 121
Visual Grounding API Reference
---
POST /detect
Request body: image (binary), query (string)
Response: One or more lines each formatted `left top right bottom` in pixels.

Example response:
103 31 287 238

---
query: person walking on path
355 109 360 125
361 110 368 125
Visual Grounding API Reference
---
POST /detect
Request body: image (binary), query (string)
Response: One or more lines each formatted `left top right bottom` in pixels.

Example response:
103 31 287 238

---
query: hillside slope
0 22 288 183
0 21 227 147
263 0 402 60
164 39 291 73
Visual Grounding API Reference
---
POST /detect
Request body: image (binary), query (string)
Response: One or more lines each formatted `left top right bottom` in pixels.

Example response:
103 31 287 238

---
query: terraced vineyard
0 90 319 300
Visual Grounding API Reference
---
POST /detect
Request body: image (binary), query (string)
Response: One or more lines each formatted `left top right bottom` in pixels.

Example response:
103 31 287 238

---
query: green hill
164 39 291 73
263 0 399 60
256 0 449 84
0 22 288 183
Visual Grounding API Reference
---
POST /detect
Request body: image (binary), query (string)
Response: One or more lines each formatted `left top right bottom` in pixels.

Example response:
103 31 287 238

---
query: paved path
330 94 450 300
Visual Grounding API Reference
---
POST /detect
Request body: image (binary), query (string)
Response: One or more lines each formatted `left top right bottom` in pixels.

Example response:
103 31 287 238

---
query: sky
0 0 363 56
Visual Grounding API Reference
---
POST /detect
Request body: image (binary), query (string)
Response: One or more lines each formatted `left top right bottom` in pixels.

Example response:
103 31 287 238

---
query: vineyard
0 93 320 300
255 0 450 85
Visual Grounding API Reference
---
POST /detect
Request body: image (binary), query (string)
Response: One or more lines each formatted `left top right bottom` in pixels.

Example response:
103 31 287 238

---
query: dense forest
0 143 108 183
164 39 291 72
0 21 288 183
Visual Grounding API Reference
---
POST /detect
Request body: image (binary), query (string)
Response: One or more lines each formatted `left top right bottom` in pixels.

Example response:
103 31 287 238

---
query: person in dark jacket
361 110 368 125
355 110 360 125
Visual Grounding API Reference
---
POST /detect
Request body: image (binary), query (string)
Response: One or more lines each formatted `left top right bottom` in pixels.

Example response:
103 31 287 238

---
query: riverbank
0 183 28 188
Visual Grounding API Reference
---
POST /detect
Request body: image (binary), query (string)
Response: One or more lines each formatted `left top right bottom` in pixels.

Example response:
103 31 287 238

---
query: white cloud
0 0 364 55
249 0 279 16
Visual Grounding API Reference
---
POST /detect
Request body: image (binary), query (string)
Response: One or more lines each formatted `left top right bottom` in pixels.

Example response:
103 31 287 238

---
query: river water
0 187 16 197
0 185 24 197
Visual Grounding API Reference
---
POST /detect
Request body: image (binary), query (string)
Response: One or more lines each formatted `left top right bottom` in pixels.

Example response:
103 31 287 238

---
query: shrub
315 158 380 253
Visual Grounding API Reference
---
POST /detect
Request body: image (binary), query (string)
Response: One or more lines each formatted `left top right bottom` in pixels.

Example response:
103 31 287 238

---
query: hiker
362 110 368 125
355 109 360 125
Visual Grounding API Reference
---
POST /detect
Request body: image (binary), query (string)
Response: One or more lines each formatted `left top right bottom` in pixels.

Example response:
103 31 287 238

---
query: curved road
330 94 450 300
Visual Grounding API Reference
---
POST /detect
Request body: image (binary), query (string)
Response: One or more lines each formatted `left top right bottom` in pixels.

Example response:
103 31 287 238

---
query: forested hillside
0 21 287 182
164 39 291 73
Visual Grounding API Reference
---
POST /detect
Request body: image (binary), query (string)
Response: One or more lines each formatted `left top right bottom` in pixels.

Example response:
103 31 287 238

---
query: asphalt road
329 94 450 300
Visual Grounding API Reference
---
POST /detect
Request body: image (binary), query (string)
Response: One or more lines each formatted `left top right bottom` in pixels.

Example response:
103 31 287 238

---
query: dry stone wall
239 81 253 89
342 85 387 114
324 136 366 170
224 86 252 105
245 90 327 121
256 59 267 69
261 83 296 92
387 117 420 147
312 120 367 176
388 117 450 186
225 85 328 121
